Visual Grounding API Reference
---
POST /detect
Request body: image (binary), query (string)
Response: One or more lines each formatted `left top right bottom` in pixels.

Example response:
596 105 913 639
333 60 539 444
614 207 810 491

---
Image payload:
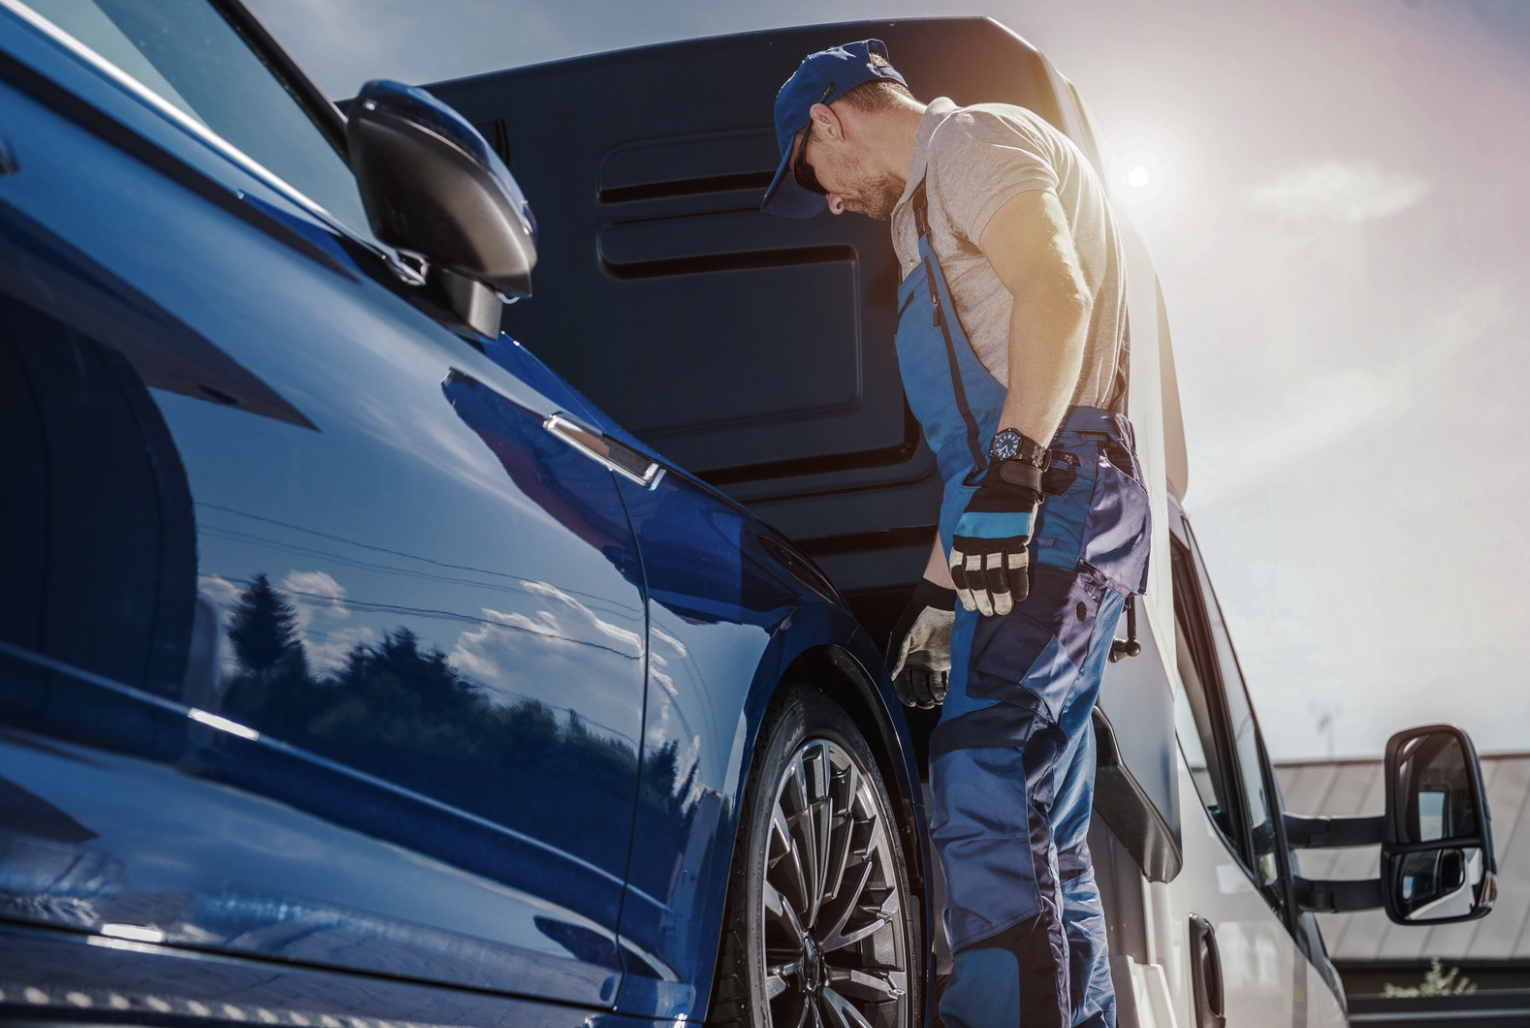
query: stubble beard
859 174 903 222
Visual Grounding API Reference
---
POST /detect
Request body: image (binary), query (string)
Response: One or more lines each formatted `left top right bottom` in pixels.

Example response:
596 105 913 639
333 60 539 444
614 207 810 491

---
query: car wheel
711 686 919 1027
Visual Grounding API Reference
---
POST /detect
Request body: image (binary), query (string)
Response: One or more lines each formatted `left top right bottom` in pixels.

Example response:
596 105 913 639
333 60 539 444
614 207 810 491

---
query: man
761 40 1151 1028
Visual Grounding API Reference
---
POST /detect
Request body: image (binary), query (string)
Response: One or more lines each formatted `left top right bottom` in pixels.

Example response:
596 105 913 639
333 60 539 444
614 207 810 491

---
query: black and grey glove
886 579 957 708
950 456 1044 616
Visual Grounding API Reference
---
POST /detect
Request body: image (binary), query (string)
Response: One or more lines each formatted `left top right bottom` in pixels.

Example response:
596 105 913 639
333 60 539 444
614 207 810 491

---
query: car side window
1172 520 1290 924
1171 539 1239 844
21 0 372 235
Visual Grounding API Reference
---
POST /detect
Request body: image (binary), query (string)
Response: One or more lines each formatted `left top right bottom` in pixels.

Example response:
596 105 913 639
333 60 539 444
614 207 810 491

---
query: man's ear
809 101 844 140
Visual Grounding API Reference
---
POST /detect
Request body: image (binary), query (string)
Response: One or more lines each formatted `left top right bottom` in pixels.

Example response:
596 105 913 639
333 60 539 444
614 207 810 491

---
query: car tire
710 686 920 1027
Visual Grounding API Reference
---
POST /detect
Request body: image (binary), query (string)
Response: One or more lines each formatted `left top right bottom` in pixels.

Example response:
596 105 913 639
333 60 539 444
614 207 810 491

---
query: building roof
1274 754 1530 963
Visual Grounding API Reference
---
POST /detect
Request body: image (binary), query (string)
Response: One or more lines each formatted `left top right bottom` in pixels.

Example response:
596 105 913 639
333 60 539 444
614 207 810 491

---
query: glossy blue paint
469 258 931 1020
0 919 646 1028
0 713 626 1001
0 19 648 998
608 464 927 1020
0 3 927 1025
1 0 651 1006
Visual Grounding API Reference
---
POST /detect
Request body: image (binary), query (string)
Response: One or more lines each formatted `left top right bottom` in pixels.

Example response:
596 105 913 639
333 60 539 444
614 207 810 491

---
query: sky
245 0 1530 762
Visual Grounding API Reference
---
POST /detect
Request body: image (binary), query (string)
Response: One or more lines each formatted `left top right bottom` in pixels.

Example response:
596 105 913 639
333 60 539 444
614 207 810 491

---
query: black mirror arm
1283 812 1385 849
435 267 504 338
1279 813 1389 850
1293 875 1384 914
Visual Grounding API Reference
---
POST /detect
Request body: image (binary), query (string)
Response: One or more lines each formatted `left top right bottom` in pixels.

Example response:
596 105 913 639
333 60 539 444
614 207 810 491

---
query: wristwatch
988 428 1048 469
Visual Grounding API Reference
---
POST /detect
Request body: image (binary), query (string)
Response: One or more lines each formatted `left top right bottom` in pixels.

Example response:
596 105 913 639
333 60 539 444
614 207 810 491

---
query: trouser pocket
1080 438 1151 596
964 566 1108 721
1031 447 1095 574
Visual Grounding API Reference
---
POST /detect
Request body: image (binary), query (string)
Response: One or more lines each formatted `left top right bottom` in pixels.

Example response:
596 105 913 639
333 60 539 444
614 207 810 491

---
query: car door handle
544 413 664 489
1189 914 1227 1028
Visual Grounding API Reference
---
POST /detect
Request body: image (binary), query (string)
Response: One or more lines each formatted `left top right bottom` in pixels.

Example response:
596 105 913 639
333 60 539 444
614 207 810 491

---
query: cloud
277 569 376 672
197 574 246 678
449 581 644 743
197 574 244 618
280 570 349 627
304 625 379 675
1246 161 1429 225
450 582 643 678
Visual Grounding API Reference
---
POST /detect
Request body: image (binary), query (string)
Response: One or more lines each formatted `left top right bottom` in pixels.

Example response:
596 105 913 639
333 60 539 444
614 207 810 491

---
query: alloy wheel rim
761 737 908 1028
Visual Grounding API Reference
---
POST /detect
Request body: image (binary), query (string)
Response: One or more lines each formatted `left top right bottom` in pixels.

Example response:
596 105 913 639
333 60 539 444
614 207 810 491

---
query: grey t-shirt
891 98 1127 411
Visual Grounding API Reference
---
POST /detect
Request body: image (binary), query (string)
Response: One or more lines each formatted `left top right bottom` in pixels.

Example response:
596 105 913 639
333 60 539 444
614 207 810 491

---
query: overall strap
910 177 988 482
923 173 1133 424
912 177 932 240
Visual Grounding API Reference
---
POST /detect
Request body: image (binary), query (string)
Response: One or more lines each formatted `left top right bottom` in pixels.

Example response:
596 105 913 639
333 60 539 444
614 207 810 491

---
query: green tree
222 574 315 732
226 573 308 678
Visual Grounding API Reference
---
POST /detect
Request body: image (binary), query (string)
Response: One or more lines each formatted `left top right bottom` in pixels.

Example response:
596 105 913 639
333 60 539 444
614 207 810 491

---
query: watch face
990 429 1021 461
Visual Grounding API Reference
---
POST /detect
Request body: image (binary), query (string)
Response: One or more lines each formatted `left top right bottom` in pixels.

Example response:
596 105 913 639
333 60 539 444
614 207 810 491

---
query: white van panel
1117 219 1177 645
1308 960 1349 1027
1121 957 1180 1028
1160 758 1304 1027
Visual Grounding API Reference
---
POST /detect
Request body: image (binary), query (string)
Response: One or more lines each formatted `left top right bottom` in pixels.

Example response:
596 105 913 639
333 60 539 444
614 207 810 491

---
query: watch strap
989 428 1048 469
993 459 1044 494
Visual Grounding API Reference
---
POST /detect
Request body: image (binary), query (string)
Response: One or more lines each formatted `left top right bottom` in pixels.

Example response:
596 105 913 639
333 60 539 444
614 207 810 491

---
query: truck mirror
1382 724 1497 924
346 79 538 335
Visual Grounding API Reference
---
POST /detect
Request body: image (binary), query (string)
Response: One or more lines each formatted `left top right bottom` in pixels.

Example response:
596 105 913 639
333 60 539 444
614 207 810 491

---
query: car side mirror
346 79 537 336
1382 724 1497 924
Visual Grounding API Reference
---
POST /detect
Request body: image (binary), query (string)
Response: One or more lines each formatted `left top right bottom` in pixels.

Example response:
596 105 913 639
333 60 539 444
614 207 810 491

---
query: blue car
0 2 928 1026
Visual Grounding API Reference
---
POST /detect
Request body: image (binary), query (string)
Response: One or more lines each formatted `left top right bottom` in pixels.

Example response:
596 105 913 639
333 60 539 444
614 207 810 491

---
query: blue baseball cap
760 39 907 219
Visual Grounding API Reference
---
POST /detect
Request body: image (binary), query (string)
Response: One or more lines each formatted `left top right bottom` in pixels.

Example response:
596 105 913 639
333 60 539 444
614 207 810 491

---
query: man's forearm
996 286 1090 448
977 190 1093 449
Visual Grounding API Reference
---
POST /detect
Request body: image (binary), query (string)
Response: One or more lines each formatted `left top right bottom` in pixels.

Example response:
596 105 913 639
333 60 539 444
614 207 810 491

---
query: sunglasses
792 121 828 197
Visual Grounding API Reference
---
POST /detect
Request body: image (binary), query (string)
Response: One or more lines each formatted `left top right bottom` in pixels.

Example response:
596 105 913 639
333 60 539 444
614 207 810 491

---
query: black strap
993 459 1044 493
919 176 1134 423
911 177 931 239
910 177 987 481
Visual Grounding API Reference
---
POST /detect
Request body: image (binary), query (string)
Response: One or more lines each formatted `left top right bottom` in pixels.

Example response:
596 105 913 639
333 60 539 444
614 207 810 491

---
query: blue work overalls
895 182 1150 1028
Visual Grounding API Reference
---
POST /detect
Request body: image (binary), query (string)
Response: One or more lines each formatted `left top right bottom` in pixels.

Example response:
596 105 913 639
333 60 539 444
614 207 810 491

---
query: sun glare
1111 149 1165 204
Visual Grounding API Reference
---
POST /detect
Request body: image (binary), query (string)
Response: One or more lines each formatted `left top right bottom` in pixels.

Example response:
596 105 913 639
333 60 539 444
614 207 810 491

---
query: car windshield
22 0 372 236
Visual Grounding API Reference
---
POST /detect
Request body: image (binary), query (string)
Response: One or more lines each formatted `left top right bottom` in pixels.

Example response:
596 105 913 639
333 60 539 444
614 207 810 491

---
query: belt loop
1057 406 1132 444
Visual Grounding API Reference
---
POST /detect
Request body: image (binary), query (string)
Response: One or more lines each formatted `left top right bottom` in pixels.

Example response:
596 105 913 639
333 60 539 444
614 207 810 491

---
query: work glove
950 459 1044 616
886 579 957 708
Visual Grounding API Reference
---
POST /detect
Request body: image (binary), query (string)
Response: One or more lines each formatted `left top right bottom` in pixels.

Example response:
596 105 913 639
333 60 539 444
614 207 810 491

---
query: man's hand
886 580 957 707
950 460 1043 616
